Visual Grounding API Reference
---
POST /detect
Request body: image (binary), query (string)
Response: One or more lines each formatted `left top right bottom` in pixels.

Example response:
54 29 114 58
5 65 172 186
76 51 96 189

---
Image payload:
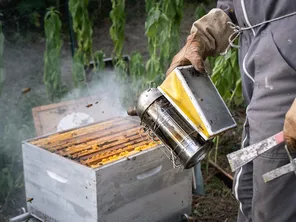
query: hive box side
22 142 98 222
95 146 192 222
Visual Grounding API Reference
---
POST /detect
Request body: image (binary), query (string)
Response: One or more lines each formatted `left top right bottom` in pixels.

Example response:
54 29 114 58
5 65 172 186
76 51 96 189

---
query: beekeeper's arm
166 7 234 76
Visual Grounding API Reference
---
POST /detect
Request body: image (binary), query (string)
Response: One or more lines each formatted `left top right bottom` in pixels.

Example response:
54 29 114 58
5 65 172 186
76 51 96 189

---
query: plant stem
206 149 212 175
228 78 242 106
214 136 220 163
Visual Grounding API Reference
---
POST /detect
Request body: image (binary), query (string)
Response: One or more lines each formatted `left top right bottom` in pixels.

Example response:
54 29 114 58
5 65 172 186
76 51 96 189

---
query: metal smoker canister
136 88 212 169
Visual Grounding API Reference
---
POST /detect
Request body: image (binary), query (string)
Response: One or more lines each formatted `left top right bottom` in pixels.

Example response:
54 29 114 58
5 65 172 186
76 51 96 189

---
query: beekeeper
167 1 296 221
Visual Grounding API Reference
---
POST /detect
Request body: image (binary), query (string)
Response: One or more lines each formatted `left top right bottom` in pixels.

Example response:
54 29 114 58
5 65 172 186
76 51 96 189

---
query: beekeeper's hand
284 99 296 149
166 8 234 77
166 33 207 75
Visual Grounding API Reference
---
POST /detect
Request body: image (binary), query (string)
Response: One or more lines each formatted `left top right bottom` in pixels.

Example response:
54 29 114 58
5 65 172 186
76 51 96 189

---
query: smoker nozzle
127 106 138 116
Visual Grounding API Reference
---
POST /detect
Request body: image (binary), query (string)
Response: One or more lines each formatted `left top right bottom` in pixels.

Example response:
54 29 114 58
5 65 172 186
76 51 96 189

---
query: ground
0 2 242 221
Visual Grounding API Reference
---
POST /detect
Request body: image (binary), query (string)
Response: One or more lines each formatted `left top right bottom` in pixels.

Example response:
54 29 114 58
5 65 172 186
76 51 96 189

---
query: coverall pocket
247 31 296 158
270 27 296 73
269 30 296 74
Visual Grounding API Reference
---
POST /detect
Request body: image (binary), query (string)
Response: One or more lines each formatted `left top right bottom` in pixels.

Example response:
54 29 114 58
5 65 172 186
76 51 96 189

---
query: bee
86 104 93 108
22 88 31 94
27 197 34 203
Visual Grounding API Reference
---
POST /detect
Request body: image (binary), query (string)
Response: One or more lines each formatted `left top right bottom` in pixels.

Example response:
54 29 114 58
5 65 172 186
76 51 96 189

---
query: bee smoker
128 66 237 169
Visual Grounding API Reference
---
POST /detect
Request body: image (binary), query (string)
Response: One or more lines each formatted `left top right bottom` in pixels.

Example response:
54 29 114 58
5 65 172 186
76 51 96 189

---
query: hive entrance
30 117 161 168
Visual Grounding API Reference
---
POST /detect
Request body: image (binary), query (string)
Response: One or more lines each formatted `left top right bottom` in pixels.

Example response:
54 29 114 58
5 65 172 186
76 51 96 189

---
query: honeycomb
30 117 161 168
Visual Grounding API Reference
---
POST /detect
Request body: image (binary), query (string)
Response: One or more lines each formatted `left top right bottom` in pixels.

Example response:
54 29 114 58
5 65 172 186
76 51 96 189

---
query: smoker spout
127 106 138 116
9 212 32 222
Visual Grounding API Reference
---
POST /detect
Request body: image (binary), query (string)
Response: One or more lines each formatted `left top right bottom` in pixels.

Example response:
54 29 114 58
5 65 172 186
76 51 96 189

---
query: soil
0 2 244 221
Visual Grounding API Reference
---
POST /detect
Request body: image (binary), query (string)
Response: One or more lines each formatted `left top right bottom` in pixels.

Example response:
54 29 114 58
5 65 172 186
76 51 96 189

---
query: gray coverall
217 0 296 221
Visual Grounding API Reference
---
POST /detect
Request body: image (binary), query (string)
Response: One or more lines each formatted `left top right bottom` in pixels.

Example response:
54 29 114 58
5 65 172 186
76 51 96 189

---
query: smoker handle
47 170 68 183
136 165 162 180
9 212 32 222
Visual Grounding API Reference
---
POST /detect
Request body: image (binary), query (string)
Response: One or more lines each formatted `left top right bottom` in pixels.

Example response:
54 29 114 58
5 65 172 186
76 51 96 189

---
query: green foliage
44 7 66 100
195 3 207 19
90 50 105 81
72 51 87 87
144 0 183 85
115 58 128 73
93 50 105 71
145 0 155 13
16 0 46 28
130 52 145 79
122 0 185 100
0 22 4 95
129 52 146 96
69 0 94 86
211 48 243 107
209 48 242 163
109 0 127 80
109 0 125 59
160 0 183 67
17 0 46 15
145 3 168 82
69 0 93 63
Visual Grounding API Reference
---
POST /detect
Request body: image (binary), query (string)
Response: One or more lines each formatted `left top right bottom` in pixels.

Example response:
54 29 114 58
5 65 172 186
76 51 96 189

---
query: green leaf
43 8 63 100
195 4 207 19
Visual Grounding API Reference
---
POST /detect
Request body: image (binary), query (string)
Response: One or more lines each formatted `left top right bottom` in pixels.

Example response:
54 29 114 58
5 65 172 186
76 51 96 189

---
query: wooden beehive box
22 117 192 222
32 96 126 136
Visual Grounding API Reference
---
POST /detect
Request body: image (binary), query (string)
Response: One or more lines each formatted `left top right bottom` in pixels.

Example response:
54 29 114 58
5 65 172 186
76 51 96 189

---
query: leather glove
166 33 207 76
284 99 296 149
166 8 234 77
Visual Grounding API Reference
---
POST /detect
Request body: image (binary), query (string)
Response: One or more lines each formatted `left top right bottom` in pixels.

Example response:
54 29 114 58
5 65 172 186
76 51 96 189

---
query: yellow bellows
159 70 209 139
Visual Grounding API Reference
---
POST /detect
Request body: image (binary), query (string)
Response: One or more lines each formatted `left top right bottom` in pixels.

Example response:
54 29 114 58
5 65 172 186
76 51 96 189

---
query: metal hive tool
30 116 161 168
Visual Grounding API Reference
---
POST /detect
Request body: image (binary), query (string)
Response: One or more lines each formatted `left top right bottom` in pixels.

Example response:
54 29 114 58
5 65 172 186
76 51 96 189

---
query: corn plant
160 0 184 68
44 7 65 100
0 21 4 95
109 0 128 77
69 0 93 86
110 0 125 59
145 3 168 83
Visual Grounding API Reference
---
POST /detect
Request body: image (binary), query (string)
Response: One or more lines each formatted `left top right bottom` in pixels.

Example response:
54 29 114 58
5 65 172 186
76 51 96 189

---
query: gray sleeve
217 0 237 24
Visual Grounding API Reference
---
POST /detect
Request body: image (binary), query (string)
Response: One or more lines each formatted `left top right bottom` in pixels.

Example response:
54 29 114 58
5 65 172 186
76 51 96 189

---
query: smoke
0 39 138 219
56 69 132 131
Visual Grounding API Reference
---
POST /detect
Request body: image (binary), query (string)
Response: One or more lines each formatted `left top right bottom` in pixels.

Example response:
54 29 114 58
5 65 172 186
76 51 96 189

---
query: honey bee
22 88 31 94
27 197 34 203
